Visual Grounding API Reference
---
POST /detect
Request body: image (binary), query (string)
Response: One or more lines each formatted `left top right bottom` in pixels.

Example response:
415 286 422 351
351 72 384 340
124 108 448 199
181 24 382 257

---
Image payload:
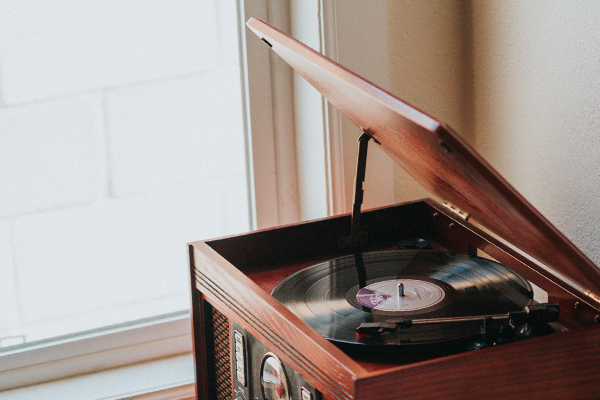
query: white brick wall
0 0 218 105
105 66 245 197
0 96 104 216
12 181 247 340
0 223 19 336
0 1 249 346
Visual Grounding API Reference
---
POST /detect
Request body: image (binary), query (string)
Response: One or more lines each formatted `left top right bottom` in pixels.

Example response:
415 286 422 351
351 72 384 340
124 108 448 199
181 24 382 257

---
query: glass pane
0 1 249 350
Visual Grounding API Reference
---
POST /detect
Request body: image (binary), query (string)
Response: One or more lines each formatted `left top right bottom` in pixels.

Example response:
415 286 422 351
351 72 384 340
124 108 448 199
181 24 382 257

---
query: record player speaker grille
207 303 232 400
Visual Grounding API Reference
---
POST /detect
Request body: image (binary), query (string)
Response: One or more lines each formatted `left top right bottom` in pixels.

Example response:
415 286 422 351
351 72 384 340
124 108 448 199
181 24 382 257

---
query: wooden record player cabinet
188 19 600 400
189 198 600 400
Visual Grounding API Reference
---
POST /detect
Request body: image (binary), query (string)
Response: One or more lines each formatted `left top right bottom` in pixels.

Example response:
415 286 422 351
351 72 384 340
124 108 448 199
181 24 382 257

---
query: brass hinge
585 290 600 306
442 202 470 221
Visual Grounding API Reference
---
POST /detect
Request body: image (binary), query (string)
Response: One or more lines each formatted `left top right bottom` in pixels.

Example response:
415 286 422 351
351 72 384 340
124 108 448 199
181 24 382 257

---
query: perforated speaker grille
210 306 232 400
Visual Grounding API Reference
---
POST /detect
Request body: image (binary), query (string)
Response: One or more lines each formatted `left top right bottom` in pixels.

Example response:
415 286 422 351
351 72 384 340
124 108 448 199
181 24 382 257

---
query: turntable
188 18 600 400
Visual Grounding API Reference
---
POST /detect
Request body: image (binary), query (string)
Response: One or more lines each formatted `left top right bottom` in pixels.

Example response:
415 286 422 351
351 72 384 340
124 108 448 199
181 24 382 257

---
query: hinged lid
246 18 600 306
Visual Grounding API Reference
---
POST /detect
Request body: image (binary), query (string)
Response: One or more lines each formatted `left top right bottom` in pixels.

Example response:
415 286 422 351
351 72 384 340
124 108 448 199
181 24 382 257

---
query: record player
188 18 600 400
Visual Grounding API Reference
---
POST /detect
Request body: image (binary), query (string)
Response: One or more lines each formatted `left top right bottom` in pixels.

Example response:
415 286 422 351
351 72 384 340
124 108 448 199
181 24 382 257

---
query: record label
356 279 445 312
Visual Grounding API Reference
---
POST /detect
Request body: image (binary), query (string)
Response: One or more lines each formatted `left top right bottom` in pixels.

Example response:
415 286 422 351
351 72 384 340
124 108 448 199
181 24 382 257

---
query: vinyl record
271 250 533 354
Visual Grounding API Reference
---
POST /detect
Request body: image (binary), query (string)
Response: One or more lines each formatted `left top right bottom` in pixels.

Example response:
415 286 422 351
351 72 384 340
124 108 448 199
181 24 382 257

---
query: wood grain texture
355 325 600 400
188 245 207 400
246 17 600 305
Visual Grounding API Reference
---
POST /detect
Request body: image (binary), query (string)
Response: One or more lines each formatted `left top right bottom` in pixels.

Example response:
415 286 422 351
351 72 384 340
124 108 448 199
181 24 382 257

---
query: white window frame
250 0 394 229
0 0 392 396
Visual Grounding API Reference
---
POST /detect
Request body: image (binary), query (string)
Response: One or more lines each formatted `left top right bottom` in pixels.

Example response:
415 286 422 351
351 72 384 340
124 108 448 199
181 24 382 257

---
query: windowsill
0 312 192 392
0 354 195 400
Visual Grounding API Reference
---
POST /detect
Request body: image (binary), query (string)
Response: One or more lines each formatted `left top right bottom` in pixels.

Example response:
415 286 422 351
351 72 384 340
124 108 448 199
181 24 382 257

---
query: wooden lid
246 18 600 305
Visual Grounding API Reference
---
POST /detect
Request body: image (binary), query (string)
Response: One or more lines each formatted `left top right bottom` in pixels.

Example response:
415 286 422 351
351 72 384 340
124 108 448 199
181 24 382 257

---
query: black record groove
271 250 533 353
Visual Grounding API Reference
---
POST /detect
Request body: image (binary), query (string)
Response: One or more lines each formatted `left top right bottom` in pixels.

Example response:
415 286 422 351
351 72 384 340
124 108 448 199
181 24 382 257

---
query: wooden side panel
188 245 210 400
206 201 431 271
355 326 600 400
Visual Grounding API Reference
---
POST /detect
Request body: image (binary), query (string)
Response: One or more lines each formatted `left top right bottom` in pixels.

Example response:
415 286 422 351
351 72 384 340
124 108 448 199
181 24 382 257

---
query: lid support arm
339 131 371 248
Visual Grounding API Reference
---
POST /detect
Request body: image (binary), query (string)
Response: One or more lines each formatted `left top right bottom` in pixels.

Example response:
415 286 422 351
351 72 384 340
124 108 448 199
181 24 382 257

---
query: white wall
471 1 600 264
388 1 600 265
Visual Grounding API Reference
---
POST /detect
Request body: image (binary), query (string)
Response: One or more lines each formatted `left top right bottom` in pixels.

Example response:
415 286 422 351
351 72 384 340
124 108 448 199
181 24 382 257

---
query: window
0 0 251 388
0 0 393 393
